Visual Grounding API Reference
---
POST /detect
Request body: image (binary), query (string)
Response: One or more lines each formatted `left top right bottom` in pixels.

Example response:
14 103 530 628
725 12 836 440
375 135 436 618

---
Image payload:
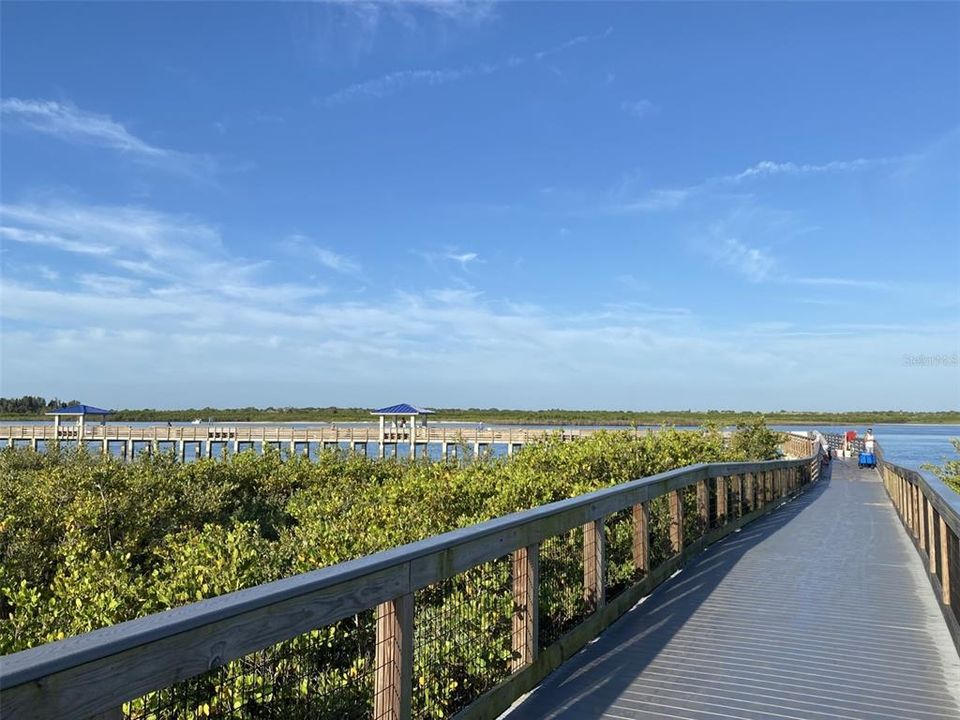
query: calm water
8 419 958 477
772 424 959 478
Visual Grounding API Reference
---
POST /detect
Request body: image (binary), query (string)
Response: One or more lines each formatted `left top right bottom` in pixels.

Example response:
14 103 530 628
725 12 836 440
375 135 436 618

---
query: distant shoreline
2 410 958 426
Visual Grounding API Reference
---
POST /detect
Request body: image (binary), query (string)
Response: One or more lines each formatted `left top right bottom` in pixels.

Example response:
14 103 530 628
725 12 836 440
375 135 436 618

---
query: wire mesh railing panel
646 494 672 569
412 554 514 719
681 485 702 544
124 611 376 719
604 509 639 602
709 476 730 530
538 526 588 649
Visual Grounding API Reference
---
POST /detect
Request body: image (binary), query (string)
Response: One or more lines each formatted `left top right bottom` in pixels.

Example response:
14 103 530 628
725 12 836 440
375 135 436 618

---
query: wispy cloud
335 0 496 28
614 154 903 214
284 234 362 276
0 225 112 256
445 251 480 269
2 200 954 410
710 237 775 282
0 98 215 177
621 99 659 120
0 201 325 304
323 25 612 105
534 26 612 61
324 58 521 105
618 189 689 212
728 158 896 183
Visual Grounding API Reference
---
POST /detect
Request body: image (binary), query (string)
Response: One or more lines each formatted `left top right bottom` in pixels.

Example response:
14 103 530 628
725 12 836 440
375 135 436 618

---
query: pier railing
877 445 960 650
1 435 821 720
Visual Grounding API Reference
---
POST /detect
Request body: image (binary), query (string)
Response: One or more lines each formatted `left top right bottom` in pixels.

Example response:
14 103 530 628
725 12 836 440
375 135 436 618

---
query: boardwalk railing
0 423 618 458
877 445 960 650
1 435 821 720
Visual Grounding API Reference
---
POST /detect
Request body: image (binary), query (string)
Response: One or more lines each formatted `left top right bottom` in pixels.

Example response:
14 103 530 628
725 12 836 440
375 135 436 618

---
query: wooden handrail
876 444 960 652
1 440 822 720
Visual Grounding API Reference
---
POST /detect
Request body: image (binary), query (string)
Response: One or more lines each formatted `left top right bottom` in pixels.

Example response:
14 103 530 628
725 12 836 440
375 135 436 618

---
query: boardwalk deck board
503 459 960 720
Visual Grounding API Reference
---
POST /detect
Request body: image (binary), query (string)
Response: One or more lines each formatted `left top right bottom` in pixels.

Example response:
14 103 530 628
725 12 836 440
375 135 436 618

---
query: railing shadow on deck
502 465 833 720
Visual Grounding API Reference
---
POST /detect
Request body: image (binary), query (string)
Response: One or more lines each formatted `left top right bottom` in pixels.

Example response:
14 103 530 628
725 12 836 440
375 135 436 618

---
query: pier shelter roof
371 404 434 416
45 404 113 417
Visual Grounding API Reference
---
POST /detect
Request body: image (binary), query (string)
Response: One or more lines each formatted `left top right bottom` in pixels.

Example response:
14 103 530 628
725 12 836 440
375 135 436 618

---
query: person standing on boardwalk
864 428 876 453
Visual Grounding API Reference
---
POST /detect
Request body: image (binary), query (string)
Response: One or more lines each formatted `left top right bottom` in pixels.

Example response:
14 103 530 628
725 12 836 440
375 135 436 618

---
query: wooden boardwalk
0 422 612 458
504 458 960 720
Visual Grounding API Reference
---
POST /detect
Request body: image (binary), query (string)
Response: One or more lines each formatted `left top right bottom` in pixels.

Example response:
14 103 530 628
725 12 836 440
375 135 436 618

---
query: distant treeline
0 396 80 415
1 396 957 424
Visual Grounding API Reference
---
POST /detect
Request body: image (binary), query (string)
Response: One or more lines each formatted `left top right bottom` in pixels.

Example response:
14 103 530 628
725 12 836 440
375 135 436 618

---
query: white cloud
0 201 325 307
711 237 775 282
617 189 689 212
323 26 612 105
335 0 496 27
445 251 480 268
621 99 659 120
284 234 362 276
0 98 214 176
612 154 901 214
0 225 112 256
727 158 892 183
534 27 612 61
324 58 520 105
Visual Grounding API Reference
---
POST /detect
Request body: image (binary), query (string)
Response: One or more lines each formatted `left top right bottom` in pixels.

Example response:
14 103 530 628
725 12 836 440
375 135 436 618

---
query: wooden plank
632 502 649 574
583 519 605 612
511 545 538 672
374 593 413 720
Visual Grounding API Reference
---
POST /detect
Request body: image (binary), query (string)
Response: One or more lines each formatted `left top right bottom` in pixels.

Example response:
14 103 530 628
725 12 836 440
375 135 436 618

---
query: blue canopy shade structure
45 404 113 416
371 404 434 416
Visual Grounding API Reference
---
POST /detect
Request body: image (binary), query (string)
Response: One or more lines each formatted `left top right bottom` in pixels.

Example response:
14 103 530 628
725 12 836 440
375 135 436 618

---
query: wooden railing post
511 544 538 672
928 505 938 576
669 490 684 554
715 476 728 525
915 485 922 540
918 494 928 554
734 474 746 518
632 502 649 575
697 479 710 531
940 518 953 607
583 519 605 611
375 594 414 720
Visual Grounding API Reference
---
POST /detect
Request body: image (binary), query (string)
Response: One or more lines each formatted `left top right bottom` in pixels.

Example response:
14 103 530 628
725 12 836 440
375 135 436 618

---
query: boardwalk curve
504 459 960 720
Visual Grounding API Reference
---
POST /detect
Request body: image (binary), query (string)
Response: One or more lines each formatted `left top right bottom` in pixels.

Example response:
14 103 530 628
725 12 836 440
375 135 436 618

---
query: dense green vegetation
2 395 957 424
924 438 960 493
0 422 783 717
0 395 80 415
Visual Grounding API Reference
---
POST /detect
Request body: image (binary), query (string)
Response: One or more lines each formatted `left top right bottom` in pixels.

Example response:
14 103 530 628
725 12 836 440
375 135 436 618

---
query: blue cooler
858 452 876 468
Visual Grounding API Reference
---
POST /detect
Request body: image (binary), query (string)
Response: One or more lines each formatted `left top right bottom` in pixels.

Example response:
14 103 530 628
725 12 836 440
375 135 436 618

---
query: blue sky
1 1 958 411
